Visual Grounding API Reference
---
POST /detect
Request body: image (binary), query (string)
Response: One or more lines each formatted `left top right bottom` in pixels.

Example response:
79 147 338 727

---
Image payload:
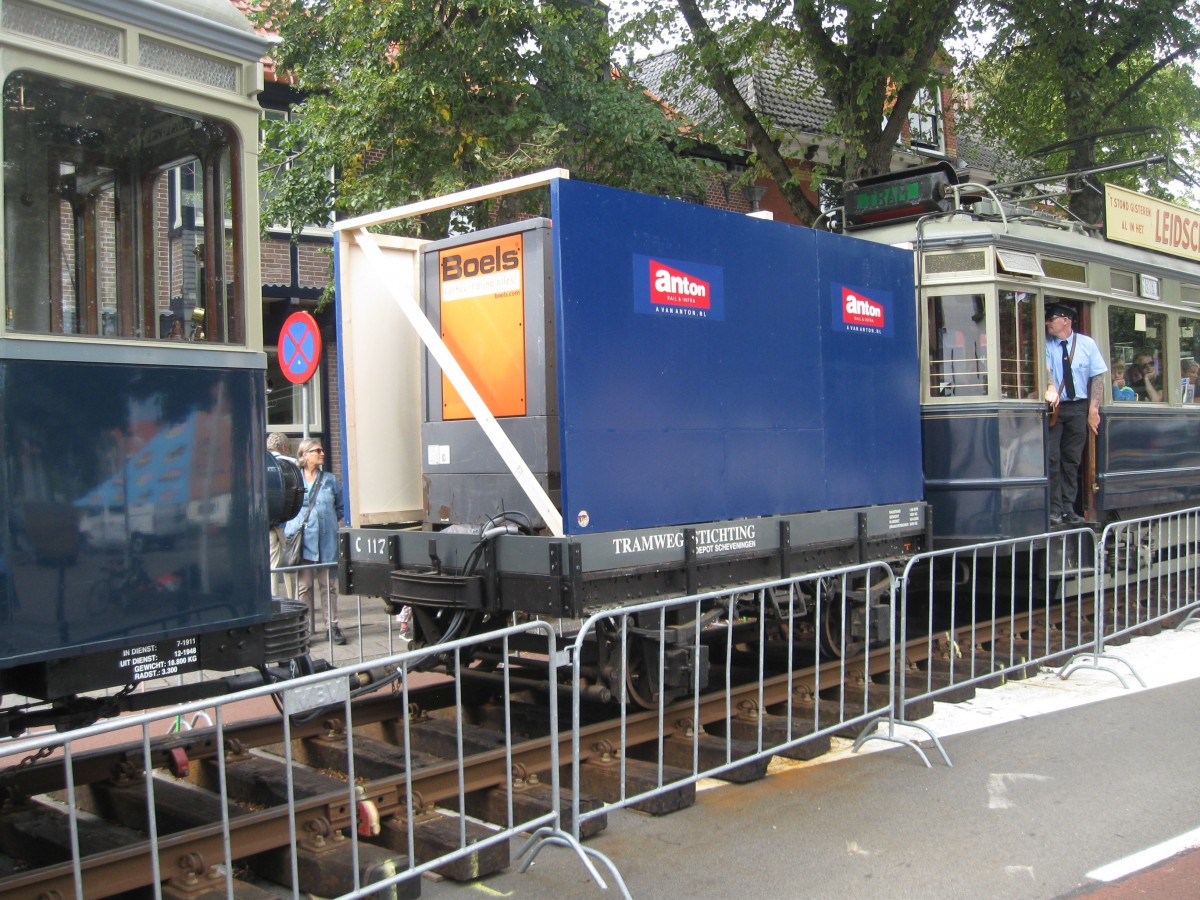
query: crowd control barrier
1061 507 1200 684
895 528 1099 734
0 621 599 899
29 508 1191 896
272 559 416 668
545 562 940 899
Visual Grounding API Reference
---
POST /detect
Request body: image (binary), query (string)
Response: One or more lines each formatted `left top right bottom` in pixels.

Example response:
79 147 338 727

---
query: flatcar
0 0 305 737
336 175 930 704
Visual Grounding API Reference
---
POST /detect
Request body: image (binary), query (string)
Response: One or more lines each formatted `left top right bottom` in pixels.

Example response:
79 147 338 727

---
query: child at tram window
1111 362 1137 401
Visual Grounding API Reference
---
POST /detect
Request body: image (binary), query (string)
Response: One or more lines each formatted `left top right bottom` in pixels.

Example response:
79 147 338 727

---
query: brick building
228 1 341 473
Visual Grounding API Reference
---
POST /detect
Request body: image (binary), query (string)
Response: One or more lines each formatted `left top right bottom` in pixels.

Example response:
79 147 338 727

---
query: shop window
266 346 324 431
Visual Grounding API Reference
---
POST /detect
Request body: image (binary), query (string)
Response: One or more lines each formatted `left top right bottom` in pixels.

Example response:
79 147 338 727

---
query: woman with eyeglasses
284 437 347 644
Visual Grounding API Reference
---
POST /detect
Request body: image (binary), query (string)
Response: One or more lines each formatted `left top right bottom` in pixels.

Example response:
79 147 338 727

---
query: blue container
549 179 922 534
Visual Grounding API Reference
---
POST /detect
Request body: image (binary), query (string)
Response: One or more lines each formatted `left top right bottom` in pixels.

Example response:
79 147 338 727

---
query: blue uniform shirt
1046 332 1108 400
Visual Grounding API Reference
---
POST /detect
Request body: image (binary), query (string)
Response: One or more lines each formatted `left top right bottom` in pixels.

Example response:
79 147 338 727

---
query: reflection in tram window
2 71 244 343
998 290 1037 399
927 293 987 397
1108 305 1166 403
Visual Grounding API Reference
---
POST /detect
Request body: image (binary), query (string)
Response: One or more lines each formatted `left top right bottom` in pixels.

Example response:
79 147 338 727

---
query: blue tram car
846 163 1200 543
0 0 303 736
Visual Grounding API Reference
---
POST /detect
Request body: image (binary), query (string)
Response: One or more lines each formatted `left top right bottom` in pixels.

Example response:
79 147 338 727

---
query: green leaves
253 0 704 235
958 0 1200 219
618 0 966 224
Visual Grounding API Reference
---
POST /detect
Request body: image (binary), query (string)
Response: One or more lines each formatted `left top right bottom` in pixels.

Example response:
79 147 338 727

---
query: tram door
1072 301 1099 521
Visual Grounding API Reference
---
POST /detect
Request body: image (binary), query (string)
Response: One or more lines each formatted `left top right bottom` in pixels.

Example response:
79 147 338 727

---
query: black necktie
1061 340 1075 399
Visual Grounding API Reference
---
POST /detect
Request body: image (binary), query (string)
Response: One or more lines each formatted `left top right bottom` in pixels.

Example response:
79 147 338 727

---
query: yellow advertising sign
1105 183 1200 263
438 233 527 420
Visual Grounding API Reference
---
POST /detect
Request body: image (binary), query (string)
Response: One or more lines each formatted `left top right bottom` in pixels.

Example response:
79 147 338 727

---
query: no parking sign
277 311 322 384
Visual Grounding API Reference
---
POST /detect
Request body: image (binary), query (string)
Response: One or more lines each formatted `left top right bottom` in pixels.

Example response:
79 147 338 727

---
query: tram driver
1045 303 1108 527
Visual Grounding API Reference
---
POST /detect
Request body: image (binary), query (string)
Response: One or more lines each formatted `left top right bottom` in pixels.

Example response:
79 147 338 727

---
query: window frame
3 69 246 345
1106 301 1169 405
924 289 990 401
259 105 335 237
907 86 944 153
265 344 325 432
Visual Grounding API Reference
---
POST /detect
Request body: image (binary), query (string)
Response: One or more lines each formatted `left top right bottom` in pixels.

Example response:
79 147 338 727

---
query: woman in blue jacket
285 437 346 644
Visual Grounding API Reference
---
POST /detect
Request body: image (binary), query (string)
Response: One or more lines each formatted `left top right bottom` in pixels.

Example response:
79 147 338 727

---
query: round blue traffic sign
277 311 322 384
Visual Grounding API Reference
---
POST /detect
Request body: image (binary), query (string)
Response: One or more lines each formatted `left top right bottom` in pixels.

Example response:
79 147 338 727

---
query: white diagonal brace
335 168 570 233
350 227 565 537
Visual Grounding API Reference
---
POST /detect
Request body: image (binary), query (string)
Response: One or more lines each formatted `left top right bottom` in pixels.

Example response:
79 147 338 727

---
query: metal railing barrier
0 620 604 899
272 560 413 667
1061 507 1200 686
547 561 933 898
894 527 1098 758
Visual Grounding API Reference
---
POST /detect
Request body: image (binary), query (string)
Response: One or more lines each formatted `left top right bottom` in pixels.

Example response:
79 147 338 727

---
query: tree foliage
617 0 968 224
959 0 1200 222
253 0 707 236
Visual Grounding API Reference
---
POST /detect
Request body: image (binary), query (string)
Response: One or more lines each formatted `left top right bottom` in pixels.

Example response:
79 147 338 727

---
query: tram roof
60 0 270 61
854 213 1200 284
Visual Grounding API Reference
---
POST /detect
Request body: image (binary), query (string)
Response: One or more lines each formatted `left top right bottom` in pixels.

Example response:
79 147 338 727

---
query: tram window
1108 305 1166 403
998 290 1037 399
2 71 244 343
266 347 324 431
1177 317 1200 404
927 293 987 398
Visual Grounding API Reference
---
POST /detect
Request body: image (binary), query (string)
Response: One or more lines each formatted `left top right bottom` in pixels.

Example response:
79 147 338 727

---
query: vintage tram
844 162 1200 543
0 0 304 737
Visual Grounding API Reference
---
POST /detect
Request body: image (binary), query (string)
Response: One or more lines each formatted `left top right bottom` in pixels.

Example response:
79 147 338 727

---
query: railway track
0 597 1159 899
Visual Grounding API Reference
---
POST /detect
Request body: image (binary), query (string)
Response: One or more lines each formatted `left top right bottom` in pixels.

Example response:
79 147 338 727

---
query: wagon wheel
595 618 656 709
814 573 890 659
622 636 657 709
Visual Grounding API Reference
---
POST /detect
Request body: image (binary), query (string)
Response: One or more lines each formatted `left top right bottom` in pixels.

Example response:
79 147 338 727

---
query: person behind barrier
285 437 347 644
1045 303 1108 527
266 432 296 599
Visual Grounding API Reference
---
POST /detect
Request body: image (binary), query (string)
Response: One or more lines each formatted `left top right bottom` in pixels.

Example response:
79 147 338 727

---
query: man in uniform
1044 303 1108 526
